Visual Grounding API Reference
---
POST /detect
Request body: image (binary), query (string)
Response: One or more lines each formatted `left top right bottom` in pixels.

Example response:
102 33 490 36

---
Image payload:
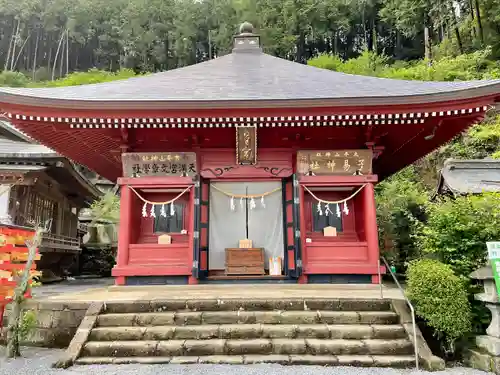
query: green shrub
376 166 428 272
419 193 500 277
0 71 31 87
406 259 472 350
19 310 37 342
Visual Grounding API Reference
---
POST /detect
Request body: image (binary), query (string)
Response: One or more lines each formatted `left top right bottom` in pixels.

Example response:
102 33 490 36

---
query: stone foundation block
226 339 272 355
272 339 307 354
142 326 176 340
328 324 372 339
219 324 262 339
306 339 366 355
184 339 226 356
156 340 185 356
261 324 297 339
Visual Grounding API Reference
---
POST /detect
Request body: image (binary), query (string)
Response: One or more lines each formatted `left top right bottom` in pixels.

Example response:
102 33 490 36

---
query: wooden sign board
122 152 197 178
297 150 373 176
323 226 337 237
239 239 253 248
158 234 172 245
236 126 257 165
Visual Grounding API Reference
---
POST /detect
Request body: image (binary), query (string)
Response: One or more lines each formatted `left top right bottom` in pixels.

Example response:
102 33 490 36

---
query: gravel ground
0 348 493 375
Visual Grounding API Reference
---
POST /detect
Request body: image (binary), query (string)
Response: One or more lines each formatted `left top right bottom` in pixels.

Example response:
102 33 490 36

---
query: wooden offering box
225 248 265 275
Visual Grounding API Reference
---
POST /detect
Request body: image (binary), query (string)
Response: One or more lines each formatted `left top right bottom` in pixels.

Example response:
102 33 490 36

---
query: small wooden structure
0 22 499 285
225 248 264 275
434 158 500 197
0 122 102 281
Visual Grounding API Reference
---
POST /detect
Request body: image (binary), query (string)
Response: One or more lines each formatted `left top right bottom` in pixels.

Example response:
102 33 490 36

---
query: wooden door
193 176 210 279
282 174 303 278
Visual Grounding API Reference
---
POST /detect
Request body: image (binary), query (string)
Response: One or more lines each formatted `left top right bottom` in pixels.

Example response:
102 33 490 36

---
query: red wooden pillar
187 187 198 285
363 182 380 284
115 185 133 285
298 184 308 284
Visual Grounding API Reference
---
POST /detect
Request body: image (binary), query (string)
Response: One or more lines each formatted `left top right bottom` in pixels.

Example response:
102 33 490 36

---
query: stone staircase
73 298 416 367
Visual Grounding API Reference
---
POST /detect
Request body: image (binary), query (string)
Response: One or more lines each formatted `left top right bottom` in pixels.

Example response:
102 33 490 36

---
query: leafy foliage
419 193 500 277
406 259 472 348
309 48 499 81
33 68 138 87
89 191 120 223
376 166 428 272
18 310 36 342
0 0 498 78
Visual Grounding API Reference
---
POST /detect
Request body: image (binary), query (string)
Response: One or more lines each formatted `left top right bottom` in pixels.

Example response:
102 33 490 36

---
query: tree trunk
32 29 40 80
372 19 378 54
59 32 65 78
10 20 21 71
13 34 31 70
66 29 69 75
4 19 17 71
51 30 65 81
449 0 463 53
474 0 484 45
454 27 463 53
469 0 477 39
424 26 432 62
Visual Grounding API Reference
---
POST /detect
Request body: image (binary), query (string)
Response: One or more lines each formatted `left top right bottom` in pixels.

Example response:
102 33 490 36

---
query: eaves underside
0 84 499 111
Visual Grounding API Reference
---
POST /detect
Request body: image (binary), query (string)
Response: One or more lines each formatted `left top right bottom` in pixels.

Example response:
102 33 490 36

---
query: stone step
89 324 407 341
97 310 399 327
76 354 415 367
81 338 413 357
103 299 391 314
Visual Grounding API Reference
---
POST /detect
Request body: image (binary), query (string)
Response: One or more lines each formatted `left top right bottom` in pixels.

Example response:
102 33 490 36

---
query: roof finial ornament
233 21 261 52
239 21 254 35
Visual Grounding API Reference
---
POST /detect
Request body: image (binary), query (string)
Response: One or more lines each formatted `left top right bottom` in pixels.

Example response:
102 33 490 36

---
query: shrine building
0 23 499 285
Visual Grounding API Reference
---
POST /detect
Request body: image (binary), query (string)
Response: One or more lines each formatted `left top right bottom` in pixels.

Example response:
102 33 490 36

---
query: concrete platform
42 283 404 303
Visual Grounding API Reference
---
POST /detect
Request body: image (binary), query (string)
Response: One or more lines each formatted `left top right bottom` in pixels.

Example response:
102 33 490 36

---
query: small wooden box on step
225 248 264 275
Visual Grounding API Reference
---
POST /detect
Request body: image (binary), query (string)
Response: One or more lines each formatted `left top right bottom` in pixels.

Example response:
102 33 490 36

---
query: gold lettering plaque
297 150 373 175
122 152 197 177
236 126 257 165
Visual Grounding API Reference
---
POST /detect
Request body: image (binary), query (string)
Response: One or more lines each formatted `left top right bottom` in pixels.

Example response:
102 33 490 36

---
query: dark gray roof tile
439 158 500 194
1 52 499 107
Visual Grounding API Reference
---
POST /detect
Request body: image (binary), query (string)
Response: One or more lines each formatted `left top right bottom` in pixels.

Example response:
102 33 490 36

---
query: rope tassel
324 204 333 216
343 201 349 215
127 185 192 218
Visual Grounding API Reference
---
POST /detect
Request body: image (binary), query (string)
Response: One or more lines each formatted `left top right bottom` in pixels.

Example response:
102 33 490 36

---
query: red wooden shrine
0 23 498 285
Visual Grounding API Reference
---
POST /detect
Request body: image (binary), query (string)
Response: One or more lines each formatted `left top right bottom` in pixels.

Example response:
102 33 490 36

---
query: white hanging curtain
247 181 284 269
208 181 284 270
209 182 247 269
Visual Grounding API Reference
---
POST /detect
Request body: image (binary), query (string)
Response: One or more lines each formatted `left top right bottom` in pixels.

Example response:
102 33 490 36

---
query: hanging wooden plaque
236 126 257 165
122 152 197 178
297 150 373 176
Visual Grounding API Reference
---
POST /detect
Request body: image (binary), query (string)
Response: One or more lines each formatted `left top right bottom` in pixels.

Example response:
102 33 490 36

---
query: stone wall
1 300 89 348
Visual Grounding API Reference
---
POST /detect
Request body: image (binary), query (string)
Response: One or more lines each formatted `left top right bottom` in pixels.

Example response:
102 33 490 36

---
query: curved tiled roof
0 51 499 109
437 158 500 195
